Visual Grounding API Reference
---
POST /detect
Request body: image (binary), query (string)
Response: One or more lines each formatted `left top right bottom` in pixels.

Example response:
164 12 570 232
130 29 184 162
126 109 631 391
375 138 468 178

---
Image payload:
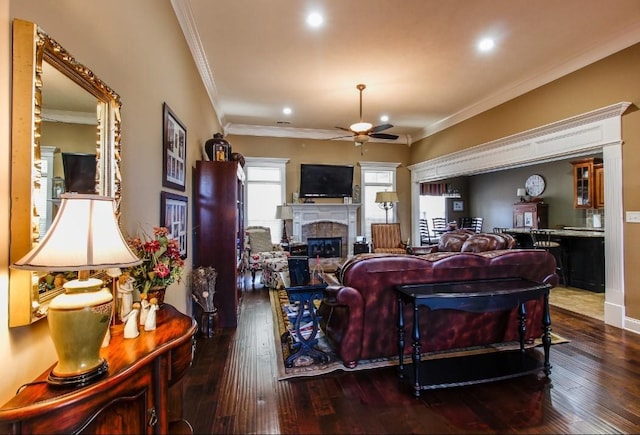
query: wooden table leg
412 303 421 397
542 290 552 375
397 295 405 379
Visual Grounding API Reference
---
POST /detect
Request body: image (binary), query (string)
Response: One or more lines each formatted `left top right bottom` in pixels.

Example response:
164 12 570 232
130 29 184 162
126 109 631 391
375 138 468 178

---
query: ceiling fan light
354 134 369 144
350 121 372 132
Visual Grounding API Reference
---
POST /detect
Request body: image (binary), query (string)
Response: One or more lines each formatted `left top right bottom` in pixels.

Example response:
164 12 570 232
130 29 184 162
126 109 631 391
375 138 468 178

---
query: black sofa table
396 278 552 397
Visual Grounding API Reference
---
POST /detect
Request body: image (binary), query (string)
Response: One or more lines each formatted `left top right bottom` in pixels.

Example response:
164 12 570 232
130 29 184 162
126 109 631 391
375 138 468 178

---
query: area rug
270 289 569 381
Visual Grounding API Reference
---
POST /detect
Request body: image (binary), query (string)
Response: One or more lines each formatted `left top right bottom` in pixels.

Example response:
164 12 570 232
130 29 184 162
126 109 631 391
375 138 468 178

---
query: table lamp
517 188 527 202
275 204 293 244
375 191 399 224
12 193 142 387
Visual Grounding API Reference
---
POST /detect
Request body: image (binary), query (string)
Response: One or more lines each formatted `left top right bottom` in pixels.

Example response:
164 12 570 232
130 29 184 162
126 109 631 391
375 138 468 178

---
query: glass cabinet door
571 158 602 209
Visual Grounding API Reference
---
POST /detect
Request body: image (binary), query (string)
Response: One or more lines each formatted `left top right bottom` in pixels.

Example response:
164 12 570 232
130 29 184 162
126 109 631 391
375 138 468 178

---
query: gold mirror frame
9 19 123 326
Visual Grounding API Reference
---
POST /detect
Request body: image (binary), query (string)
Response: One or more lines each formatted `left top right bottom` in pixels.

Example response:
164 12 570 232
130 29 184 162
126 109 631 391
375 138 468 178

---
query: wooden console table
396 278 552 397
0 304 197 434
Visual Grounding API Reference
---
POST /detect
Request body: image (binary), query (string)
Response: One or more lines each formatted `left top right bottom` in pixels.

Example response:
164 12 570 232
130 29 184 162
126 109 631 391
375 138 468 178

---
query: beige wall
2 0 221 403
411 43 640 319
228 135 412 236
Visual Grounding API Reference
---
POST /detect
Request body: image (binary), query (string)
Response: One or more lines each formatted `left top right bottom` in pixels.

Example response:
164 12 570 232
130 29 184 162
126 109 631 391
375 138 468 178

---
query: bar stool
530 229 568 286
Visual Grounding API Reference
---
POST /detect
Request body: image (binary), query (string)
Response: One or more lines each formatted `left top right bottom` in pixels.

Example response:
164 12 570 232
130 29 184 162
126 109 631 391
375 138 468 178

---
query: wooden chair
419 218 431 245
431 217 447 237
459 217 472 229
470 217 484 233
371 223 407 254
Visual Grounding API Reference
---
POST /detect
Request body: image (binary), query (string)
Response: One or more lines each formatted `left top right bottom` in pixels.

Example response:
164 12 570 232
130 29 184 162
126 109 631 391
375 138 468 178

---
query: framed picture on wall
453 200 464 212
524 211 534 227
162 102 187 191
160 191 188 259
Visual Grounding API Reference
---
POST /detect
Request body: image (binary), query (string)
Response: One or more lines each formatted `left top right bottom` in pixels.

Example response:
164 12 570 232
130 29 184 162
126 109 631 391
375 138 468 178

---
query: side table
284 282 329 367
353 242 370 254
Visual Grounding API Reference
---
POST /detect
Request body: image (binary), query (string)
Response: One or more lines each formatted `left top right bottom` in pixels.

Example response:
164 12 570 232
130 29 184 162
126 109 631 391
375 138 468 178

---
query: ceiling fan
335 84 399 146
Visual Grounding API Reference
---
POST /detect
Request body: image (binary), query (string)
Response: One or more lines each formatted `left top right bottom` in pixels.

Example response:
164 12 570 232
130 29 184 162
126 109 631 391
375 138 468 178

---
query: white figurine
139 293 150 326
123 302 140 339
118 272 135 322
144 298 159 331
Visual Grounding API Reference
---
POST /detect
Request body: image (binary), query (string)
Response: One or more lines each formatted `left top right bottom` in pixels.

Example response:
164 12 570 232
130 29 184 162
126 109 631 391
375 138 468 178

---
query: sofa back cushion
461 233 516 252
437 229 474 251
438 230 516 252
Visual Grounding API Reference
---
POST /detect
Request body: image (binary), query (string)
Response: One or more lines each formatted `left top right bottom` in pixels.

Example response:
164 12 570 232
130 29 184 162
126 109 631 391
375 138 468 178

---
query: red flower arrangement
126 227 185 294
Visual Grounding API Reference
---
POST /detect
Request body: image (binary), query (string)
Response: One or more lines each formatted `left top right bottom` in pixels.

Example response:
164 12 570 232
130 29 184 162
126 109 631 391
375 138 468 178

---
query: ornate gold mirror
9 19 123 326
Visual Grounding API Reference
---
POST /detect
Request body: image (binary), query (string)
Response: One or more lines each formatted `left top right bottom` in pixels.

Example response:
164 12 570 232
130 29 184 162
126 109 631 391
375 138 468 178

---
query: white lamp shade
375 191 399 203
275 205 293 220
13 193 141 271
517 188 527 197
350 121 373 132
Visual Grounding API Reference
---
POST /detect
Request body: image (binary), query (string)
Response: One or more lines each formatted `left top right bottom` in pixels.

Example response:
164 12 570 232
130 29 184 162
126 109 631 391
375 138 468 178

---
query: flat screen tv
299 164 354 198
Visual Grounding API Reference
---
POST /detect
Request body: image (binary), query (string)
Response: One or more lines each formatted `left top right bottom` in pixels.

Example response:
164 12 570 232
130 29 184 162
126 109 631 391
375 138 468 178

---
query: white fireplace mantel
290 203 360 256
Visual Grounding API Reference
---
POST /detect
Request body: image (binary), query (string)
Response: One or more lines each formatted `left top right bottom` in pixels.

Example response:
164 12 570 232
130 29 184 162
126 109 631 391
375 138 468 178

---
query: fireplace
307 237 342 258
290 203 360 256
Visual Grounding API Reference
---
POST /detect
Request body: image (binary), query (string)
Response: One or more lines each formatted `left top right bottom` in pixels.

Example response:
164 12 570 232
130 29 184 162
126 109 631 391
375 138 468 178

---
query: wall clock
525 174 546 197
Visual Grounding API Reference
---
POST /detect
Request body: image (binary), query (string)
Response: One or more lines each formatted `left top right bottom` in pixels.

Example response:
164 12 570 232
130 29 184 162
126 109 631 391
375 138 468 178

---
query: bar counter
506 227 604 238
504 228 604 292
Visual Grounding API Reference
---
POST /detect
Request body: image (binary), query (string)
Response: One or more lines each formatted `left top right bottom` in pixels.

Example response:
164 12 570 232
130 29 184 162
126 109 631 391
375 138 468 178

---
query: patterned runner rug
270 289 569 381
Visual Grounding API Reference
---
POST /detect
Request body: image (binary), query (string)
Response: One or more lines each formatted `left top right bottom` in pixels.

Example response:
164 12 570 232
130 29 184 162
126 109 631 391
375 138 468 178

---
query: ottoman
262 257 289 289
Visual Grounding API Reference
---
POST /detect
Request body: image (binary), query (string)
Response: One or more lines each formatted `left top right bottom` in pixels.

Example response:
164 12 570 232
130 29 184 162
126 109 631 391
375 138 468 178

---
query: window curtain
420 182 448 196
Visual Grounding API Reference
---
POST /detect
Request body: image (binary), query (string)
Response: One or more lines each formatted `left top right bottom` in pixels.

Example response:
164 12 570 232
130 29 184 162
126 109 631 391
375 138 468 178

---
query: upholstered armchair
244 226 288 286
370 223 408 254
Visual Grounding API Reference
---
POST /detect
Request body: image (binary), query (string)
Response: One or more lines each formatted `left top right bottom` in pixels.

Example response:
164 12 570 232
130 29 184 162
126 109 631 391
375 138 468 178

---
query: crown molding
41 109 96 125
171 0 225 130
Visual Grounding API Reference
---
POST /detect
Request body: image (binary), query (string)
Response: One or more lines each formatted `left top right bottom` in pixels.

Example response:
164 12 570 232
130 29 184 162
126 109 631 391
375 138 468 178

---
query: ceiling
173 1 640 146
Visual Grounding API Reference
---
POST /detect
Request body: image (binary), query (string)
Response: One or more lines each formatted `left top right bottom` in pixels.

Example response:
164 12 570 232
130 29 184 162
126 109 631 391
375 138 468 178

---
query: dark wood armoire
193 160 245 328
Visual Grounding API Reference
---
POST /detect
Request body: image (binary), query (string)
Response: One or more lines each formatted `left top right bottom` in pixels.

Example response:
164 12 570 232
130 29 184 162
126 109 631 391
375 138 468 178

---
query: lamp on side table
276 204 293 244
11 193 142 387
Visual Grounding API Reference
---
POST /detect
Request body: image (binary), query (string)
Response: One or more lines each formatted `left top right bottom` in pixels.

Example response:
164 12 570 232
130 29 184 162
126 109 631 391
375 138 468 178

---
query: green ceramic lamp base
47 359 109 388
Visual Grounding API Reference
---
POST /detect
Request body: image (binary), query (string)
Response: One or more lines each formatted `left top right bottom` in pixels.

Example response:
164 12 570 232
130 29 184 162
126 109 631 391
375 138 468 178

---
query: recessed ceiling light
283 107 292 115
478 37 495 52
380 115 389 122
306 12 323 28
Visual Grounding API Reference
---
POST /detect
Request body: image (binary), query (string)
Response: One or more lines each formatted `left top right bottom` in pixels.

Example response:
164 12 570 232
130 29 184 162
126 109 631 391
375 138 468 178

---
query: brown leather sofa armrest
322 285 364 309
323 285 341 305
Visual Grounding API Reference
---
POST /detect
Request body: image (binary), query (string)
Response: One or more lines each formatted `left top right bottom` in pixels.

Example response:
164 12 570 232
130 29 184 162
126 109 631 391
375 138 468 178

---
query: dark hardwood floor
183 277 640 434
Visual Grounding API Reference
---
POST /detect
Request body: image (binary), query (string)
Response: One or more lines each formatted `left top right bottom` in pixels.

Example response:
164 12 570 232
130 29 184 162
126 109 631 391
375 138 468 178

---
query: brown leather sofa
426 229 517 253
318 248 558 368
